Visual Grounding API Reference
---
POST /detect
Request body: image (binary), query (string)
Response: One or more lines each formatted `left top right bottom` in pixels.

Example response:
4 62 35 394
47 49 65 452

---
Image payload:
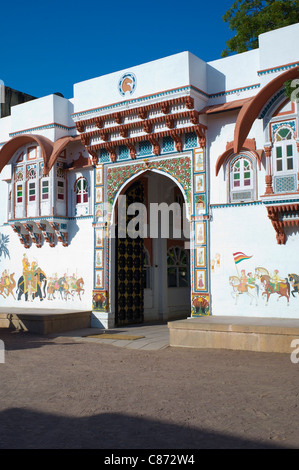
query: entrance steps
0 308 91 335
168 316 299 354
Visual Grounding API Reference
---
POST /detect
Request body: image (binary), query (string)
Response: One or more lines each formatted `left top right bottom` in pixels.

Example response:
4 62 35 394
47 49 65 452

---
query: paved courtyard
0 325 299 449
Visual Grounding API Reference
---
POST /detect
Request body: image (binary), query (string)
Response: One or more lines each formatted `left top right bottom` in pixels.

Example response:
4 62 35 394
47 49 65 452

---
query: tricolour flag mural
233 252 252 264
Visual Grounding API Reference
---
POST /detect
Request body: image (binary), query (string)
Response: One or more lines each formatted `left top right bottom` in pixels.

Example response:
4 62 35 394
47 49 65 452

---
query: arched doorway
112 170 191 326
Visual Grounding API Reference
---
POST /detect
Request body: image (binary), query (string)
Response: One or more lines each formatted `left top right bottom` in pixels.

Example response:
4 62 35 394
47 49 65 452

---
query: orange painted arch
0 134 53 174
234 67 299 154
0 134 81 175
215 147 263 176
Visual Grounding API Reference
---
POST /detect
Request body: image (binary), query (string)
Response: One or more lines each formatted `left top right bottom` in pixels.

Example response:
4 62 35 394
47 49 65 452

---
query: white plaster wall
259 23 299 71
73 52 207 114
0 115 11 143
210 204 299 318
0 218 93 310
10 94 73 139
207 49 260 96
0 171 11 226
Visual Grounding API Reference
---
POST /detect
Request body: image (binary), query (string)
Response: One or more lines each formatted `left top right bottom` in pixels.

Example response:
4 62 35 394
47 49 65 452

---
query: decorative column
91 163 114 329
191 143 210 317
264 144 274 195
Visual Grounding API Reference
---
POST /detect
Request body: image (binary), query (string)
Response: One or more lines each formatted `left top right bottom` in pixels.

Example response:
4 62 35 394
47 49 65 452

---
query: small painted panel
195 222 206 245
191 294 210 317
194 148 205 172
92 290 109 311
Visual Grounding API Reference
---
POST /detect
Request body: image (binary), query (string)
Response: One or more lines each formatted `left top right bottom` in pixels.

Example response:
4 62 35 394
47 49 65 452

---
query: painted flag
233 252 252 264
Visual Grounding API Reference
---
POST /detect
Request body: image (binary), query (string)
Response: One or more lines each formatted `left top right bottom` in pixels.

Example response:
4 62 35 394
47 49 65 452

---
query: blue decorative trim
5 215 93 223
263 198 299 205
259 89 286 119
211 201 263 209
209 84 260 99
258 62 299 76
211 198 299 209
9 123 76 137
72 83 263 120
72 86 193 119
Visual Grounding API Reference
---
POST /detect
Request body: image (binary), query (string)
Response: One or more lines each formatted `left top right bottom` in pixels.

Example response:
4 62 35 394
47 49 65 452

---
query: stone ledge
0 311 91 335
168 316 299 353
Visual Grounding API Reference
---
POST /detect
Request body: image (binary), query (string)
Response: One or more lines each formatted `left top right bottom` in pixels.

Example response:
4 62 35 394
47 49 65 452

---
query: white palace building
1 23 299 331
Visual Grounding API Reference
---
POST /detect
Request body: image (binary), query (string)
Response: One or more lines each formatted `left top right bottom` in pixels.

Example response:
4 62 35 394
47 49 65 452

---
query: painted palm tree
0 233 10 260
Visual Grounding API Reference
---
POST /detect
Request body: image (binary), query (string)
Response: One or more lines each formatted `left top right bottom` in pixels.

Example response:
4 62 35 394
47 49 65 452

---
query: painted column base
91 311 115 329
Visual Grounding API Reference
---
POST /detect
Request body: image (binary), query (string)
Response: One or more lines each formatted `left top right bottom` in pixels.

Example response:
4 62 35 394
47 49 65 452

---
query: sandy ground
0 328 299 450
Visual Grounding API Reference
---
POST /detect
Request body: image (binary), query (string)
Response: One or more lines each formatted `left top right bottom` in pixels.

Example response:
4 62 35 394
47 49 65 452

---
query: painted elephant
17 269 47 301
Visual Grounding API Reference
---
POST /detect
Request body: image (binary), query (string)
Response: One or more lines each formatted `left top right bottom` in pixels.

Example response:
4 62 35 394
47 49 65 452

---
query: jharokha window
274 127 296 174
229 155 254 202
75 177 88 204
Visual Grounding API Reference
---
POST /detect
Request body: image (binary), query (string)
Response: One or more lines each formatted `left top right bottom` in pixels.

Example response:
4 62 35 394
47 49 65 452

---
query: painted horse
288 274 299 297
71 278 85 301
229 275 259 306
260 274 290 305
0 273 16 299
48 276 72 301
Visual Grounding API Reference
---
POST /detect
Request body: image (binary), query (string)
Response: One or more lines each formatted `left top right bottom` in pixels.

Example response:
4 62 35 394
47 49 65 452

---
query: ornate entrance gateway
115 181 144 326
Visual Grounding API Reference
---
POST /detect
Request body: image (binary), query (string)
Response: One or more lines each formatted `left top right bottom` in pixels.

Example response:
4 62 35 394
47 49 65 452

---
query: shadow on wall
0 407 287 449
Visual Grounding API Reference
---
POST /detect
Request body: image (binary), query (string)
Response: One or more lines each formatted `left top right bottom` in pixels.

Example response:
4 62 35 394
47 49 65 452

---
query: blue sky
1 0 235 99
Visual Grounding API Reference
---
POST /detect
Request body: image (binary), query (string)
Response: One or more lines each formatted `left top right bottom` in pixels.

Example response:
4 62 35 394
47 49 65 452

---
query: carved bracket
22 223 42 248
138 107 147 120
148 135 160 156
100 130 109 142
36 223 55 247
106 144 117 162
161 102 170 114
49 222 68 247
114 112 122 124
185 96 194 109
75 121 84 133
165 116 174 129
190 110 199 125
170 131 182 152
126 142 136 160
194 125 206 148
95 117 103 129
266 204 299 244
11 224 30 249
143 120 152 133
80 134 89 146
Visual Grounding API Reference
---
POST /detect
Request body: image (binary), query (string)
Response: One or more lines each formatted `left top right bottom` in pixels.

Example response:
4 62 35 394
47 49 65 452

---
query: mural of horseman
17 255 47 301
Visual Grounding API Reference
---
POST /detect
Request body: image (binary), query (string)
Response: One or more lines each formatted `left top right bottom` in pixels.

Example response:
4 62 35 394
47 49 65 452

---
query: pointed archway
111 169 191 326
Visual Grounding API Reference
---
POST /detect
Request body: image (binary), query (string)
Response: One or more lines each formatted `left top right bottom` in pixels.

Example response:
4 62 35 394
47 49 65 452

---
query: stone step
168 316 299 354
0 310 91 335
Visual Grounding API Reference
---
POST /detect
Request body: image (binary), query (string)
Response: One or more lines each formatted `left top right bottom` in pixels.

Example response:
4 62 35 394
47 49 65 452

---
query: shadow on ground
0 407 286 449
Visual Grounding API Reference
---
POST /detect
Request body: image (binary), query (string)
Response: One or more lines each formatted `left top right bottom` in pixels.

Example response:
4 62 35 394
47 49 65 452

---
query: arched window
229 155 254 202
167 246 190 288
75 177 88 204
273 126 296 174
